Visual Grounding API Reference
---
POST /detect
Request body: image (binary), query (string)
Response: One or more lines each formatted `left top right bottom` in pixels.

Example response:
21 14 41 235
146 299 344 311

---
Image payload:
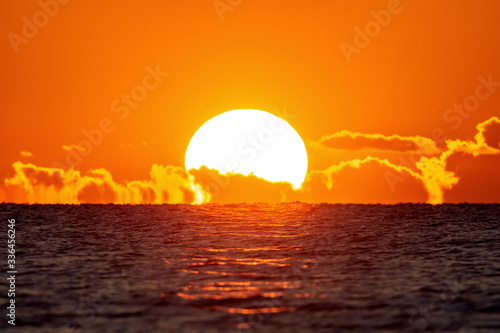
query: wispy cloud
318 130 440 155
62 144 87 152
20 151 33 157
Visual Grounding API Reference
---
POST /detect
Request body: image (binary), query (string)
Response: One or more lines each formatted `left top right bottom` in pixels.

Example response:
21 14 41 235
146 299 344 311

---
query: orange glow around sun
1 1 500 204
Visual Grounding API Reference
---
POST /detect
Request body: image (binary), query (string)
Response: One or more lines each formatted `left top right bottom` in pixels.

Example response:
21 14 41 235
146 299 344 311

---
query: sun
185 109 308 188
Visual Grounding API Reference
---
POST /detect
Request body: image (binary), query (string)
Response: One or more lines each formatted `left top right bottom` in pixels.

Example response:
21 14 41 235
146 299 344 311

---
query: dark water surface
1 203 500 332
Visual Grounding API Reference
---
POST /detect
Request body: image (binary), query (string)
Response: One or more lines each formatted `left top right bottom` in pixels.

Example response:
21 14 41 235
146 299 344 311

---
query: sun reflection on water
161 203 329 317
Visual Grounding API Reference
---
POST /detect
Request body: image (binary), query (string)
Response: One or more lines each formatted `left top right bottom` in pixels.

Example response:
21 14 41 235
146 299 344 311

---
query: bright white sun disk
185 109 308 188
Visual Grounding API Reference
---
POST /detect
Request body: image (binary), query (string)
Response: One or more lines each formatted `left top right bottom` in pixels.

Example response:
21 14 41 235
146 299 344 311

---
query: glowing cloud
318 131 440 155
2 117 500 205
4 162 209 204
20 151 34 157
62 144 87 152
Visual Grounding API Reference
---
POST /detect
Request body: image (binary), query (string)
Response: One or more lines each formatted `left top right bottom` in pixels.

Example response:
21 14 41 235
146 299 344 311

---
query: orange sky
1 0 500 204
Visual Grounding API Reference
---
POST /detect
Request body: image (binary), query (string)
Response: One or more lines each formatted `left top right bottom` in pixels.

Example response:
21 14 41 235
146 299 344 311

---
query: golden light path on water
160 203 330 327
